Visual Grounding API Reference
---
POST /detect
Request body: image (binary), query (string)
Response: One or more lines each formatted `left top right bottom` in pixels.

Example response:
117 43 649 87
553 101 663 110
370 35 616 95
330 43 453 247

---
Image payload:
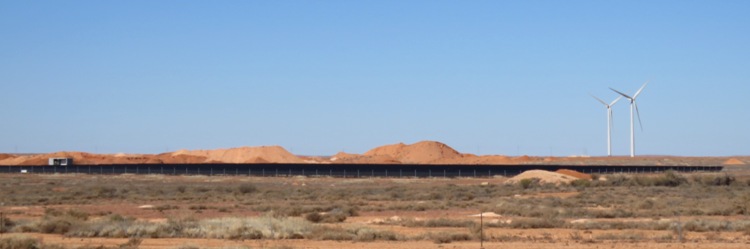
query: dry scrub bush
304 212 346 223
12 208 90 234
519 178 539 189
493 197 571 218
570 179 591 188
692 174 735 186
308 226 355 241
569 220 671 231
64 215 313 239
309 226 401 241
309 226 405 241
502 217 564 229
594 232 646 242
0 235 40 249
349 227 400 241
0 216 14 233
413 218 475 228
421 232 472 244
237 183 257 194
254 203 359 218
0 235 65 249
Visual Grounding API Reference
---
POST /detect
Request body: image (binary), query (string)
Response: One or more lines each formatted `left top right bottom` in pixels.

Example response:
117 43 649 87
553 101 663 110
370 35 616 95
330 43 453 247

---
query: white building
48 158 72 166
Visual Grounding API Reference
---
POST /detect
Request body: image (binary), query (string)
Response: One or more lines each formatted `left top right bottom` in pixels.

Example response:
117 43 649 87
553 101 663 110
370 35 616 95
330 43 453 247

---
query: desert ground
1 169 750 249
1 141 749 248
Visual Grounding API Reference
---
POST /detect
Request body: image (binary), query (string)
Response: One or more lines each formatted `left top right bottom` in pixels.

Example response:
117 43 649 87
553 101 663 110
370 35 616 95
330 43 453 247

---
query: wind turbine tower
591 95 621 156
610 81 648 157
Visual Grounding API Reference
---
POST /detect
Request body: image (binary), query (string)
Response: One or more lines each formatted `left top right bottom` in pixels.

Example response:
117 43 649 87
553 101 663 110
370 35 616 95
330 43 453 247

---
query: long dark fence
0 164 723 177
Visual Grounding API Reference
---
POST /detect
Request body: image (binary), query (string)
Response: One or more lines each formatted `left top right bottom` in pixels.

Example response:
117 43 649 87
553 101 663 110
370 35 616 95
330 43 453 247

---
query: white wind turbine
591 94 622 156
609 81 648 157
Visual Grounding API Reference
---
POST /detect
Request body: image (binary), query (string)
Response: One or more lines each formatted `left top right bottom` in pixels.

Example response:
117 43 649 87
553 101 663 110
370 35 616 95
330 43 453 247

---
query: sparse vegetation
1 170 750 247
0 235 65 249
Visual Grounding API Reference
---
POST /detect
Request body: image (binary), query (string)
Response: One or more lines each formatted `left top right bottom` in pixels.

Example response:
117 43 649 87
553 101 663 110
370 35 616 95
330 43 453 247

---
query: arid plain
1 141 749 249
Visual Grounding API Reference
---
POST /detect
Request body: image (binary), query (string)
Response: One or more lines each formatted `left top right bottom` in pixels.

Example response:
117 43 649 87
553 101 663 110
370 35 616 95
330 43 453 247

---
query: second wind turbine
591 95 621 156
610 81 648 157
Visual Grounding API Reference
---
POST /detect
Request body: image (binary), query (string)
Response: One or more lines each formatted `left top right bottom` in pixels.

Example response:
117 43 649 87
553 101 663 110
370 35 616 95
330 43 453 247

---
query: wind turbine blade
635 102 643 131
609 96 623 106
633 80 649 99
590 94 608 106
609 87 633 99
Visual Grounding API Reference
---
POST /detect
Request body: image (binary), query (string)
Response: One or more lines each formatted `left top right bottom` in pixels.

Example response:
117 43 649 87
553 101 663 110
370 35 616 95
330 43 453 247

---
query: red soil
555 169 593 180
723 158 745 165
363 141 463 164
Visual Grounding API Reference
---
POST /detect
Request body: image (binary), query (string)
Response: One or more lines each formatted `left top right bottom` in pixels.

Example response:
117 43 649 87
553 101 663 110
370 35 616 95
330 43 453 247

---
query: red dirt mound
0 154 15 161
170 146 303 164
364 141 462 164
3 152 156 165
723 158 745 166
451 154 514 165
555 169 592 180
330 152 361 161
155 153 207 164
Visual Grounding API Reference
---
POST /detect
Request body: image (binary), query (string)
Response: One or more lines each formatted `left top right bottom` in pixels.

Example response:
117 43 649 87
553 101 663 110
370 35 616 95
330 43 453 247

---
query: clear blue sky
1 1 748 156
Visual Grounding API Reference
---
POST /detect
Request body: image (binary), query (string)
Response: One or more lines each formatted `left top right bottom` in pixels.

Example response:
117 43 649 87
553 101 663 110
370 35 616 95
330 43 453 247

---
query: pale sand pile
723 158 745 165
364 141 463 164
469 212 502 217
171 146 303 164
555 169 592 180
505 170 578 185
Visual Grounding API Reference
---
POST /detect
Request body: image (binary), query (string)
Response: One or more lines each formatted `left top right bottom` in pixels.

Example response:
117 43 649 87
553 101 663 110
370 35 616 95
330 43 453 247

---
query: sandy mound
154 153 207 164
329 152 402 164
0 154 15 161
171 146 303 164
6 152 158 165
364 141 462 164
723 158 745 165
555 169 592 180
452 154 514 164
330 152 361 162
0 151 94 165
506 170 577 185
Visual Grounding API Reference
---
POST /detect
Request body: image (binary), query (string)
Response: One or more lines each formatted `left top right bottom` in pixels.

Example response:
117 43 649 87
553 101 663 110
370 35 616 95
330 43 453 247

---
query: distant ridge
0 141 743 166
